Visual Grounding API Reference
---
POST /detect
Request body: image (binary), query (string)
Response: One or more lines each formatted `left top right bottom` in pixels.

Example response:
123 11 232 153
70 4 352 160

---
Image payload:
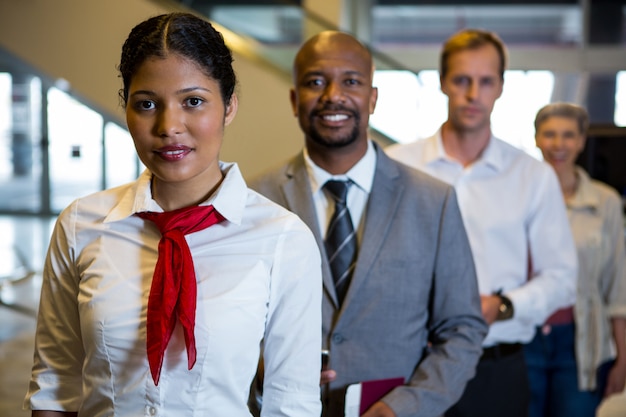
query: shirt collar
303 140 377 195
567 167 600 210
104 161 247 225
427 128 504 172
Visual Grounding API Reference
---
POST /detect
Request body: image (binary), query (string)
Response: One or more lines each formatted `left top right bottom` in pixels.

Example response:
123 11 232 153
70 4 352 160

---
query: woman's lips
154 145 193 162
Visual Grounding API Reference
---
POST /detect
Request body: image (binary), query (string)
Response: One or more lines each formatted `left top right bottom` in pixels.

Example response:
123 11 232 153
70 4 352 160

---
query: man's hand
320 369 337 385
481 294 501 325
361 401 396 417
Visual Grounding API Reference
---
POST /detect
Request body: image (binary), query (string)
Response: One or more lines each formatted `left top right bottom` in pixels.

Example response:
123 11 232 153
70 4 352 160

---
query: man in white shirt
387 28 577 417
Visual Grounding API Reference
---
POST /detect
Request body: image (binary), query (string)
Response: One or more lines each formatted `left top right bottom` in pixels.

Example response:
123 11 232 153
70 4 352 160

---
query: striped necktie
324 180 357 305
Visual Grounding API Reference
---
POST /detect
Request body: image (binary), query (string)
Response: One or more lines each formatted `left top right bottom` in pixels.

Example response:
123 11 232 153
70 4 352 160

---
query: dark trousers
445 344 530 417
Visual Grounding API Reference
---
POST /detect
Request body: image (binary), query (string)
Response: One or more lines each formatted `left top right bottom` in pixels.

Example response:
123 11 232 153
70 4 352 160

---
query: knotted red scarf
136 205 225 385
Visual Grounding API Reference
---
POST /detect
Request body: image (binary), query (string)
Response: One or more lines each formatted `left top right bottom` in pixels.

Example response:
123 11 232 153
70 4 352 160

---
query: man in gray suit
250 31 487 417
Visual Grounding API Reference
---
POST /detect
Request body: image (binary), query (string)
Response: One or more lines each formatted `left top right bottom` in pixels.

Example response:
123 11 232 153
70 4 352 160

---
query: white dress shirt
387 130 577 346
24 162 322 417
303 140 377 241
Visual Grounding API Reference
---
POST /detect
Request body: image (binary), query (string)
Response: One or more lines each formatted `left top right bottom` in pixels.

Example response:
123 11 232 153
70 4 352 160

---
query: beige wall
0 0 303 179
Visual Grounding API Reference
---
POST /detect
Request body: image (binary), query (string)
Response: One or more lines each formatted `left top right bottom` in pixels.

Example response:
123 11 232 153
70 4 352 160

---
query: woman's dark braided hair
118 12 236 108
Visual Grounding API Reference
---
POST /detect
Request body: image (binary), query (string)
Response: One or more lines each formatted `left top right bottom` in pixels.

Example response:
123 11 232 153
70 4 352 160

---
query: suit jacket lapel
281 156 319 235
342 146 404 307
281 154 340 307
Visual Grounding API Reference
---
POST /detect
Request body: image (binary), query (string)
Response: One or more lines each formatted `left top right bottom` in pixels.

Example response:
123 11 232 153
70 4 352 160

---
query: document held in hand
344 377 404 416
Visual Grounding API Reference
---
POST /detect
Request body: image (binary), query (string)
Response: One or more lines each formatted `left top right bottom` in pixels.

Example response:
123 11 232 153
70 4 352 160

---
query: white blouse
24 162 323 417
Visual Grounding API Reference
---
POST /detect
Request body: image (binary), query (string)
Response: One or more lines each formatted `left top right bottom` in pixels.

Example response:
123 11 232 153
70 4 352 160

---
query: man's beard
307 109 361 149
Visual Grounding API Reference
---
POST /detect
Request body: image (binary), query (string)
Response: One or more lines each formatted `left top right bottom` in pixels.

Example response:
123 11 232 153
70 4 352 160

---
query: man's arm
480 294 503 325
381 187 488 417
507 166 577 325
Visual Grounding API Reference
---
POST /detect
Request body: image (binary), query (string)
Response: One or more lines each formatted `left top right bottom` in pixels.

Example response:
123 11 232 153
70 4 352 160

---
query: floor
0 215 55 417
1 214 626 417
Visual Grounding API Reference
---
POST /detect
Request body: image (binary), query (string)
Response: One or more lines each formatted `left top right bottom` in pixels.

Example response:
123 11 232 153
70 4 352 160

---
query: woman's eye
138 100 155 110
186 97 204 107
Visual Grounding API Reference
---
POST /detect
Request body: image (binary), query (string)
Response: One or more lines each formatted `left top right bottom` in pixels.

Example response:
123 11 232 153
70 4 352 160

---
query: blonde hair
440 29 507 79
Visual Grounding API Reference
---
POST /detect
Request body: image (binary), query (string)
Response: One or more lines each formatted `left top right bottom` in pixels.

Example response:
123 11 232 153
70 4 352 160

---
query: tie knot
324 180 351 205
136 205 224 236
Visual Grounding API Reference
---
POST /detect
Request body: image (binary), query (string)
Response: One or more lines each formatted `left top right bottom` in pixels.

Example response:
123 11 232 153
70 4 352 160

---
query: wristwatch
496 293 514 321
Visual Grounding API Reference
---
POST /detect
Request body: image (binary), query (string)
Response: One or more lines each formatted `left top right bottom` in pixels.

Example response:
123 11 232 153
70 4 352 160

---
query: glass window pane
0 74 42 213
0 73 13 180
492 70 554 158
615 71 626 127
104 122 142 188
371 70 447 144
48 87 103 212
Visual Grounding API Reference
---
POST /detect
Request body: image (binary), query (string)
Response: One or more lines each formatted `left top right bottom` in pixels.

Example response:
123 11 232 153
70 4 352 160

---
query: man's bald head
293 31 374 82
289 31 378 173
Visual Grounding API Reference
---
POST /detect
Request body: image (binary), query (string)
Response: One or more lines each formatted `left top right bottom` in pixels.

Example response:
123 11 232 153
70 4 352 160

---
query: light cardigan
569 167 626 390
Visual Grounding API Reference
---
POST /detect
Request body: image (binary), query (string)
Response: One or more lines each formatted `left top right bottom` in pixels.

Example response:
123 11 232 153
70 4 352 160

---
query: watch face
497 295 513 321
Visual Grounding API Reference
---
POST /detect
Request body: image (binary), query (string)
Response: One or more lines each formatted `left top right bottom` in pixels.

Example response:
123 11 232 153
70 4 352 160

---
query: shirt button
332 333 344 344
146 406 157 416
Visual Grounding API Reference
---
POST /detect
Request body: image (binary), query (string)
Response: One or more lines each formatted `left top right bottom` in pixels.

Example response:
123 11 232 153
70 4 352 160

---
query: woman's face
535 115 585 174
126 53 237 195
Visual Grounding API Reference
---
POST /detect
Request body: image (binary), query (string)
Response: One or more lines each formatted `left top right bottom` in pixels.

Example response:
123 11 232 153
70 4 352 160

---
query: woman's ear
224 93 239 126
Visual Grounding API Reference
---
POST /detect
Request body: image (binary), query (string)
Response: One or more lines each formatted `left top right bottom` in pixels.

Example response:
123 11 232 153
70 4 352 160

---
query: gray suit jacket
250 143 487 417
